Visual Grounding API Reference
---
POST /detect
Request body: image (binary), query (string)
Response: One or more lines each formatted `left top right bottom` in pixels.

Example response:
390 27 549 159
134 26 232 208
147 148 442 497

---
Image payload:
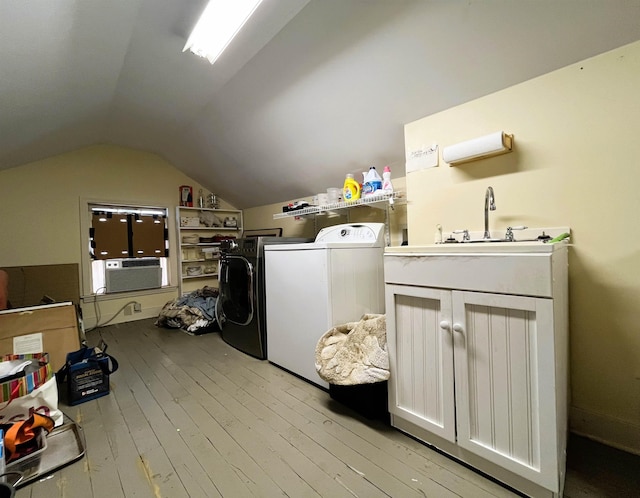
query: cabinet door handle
452 323 464 333
439 320 451 331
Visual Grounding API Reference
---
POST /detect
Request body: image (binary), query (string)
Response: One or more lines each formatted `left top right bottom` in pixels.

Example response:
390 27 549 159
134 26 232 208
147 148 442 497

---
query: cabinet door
386 284 455 442
452 291 558 491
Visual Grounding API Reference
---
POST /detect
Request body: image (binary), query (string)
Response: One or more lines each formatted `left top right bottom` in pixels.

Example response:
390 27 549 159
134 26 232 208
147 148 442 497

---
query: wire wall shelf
273 191 402 219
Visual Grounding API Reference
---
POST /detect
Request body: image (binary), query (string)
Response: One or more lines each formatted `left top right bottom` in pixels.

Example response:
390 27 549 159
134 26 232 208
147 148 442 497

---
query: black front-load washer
217 236 311 359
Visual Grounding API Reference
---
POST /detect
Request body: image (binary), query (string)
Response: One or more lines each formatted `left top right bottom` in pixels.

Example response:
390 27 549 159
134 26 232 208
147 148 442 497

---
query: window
88 203 169 294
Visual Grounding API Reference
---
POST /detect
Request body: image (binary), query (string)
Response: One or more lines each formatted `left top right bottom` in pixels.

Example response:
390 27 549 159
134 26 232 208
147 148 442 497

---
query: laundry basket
315 314 390 422
329 381 389 422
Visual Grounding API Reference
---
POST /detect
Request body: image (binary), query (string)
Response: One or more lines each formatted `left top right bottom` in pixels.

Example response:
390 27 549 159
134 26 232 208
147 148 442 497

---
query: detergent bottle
362 166 382 196
343 173 361 202
382 165 393 193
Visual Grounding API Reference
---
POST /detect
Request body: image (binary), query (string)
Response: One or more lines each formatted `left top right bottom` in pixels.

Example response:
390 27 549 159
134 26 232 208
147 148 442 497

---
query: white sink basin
386 240 563 254
388 227 570 254
384 227 570 297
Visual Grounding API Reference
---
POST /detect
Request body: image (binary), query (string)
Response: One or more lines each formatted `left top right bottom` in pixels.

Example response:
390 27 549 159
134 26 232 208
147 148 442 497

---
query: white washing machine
264 223 386 389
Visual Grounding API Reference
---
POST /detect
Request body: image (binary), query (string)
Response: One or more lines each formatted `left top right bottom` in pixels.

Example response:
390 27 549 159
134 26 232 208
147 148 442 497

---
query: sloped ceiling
2 0 640 209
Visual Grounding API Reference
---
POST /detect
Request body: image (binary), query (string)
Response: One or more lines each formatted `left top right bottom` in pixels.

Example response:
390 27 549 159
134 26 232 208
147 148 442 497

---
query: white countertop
385 240 569 254
387 227 570 254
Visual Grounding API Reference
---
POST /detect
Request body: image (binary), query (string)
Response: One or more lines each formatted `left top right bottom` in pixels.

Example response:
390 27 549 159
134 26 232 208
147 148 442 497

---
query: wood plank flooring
14 318 640 497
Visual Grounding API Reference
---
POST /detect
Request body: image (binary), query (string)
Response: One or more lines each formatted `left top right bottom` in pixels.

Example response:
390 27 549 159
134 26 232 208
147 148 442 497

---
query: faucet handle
453 229 470 241
505 226 528 241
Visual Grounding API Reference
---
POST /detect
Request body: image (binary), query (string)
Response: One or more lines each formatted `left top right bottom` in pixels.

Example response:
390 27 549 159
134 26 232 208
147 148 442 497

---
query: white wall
403 41 640 453
0 145 217 328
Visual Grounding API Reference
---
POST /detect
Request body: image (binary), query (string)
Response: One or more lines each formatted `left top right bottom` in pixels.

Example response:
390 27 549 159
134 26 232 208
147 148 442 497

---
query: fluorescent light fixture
184 0 264 64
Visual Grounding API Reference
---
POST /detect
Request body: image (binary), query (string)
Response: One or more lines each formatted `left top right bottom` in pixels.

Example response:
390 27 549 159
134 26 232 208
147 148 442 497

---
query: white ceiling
2 0 640 209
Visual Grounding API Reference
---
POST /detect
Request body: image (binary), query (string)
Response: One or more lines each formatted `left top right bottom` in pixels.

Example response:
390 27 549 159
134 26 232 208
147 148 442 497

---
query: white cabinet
176 206 242 295
384 242 568 498
386 285 456 441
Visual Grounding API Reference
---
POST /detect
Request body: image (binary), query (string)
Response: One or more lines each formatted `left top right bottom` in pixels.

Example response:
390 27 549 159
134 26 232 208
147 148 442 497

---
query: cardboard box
0 302 82 372
180 216 200 227
1 263 80 309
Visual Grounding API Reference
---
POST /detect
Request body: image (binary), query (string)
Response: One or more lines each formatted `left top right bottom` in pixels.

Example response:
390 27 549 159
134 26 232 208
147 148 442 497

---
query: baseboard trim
83 305 164 329
570 406 640 456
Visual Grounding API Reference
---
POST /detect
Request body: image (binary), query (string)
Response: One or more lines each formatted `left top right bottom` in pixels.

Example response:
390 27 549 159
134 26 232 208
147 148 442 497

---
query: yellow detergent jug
343 173 361 202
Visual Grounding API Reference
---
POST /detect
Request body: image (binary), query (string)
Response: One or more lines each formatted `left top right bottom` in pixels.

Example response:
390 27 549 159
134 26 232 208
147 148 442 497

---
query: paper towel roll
442 131 513 164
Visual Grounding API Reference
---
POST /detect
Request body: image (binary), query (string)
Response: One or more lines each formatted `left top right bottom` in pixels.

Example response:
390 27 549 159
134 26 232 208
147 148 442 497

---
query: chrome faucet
483 186 496 239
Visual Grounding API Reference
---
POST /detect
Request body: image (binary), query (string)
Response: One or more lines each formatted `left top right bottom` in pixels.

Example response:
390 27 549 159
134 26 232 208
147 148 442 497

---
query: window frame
79 198 176 299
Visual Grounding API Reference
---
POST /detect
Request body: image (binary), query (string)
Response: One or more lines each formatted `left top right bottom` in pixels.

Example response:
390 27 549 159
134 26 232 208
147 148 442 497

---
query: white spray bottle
382 166 393 193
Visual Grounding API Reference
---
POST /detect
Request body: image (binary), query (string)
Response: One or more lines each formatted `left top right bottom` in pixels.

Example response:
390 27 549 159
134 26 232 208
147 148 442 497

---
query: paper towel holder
443 131 514 165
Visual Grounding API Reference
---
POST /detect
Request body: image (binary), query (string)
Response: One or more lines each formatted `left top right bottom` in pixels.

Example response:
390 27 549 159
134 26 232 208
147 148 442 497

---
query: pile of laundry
315 314 389 386
155 286 219 334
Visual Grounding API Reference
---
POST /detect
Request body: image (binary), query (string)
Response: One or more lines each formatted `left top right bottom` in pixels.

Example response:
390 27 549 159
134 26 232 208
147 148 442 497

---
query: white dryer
264 223 386 389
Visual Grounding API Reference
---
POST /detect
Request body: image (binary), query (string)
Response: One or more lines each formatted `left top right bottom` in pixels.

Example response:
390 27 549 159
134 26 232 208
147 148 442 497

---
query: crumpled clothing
174 287 217 321
315 314 389 386
155 286 218 332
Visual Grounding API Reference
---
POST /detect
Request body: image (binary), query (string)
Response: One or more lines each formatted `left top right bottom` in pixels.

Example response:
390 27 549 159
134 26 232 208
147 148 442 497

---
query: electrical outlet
134 302 142 313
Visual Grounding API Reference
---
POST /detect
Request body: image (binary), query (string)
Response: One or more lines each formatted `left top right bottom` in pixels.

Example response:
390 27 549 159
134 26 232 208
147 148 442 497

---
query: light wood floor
15 318 640 497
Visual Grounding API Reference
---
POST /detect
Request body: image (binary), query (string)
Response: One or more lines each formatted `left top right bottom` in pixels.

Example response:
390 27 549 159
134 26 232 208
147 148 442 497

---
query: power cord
86 289 139 332
90 287 106 329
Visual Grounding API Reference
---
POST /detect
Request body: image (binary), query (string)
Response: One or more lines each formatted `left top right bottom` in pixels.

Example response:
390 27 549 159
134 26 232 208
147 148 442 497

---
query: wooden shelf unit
176 206 242 295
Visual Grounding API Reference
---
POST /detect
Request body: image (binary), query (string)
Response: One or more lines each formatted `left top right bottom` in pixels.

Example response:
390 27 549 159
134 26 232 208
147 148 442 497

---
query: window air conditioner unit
105 258 161 293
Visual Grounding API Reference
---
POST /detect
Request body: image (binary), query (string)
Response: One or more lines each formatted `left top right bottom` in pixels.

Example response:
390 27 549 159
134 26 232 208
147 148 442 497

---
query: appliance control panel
236 238 256 255
315 223 385 246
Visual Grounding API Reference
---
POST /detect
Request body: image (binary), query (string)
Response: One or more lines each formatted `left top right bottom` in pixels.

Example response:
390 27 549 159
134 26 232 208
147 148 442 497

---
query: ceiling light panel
184 0 264 64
